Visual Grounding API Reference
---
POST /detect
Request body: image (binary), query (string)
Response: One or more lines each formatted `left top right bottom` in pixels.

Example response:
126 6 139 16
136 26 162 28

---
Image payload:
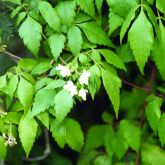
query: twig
0 49 21 61
122 79 149 92
147 67 156 94
23 129 51 162
135 67 156 165
59 57 68 65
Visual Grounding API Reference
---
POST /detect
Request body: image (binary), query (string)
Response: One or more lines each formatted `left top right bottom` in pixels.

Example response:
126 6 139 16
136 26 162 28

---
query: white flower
78 88 88 101
55 64 71 77
79 70 91 85
2 133 17 147
63 81 78 96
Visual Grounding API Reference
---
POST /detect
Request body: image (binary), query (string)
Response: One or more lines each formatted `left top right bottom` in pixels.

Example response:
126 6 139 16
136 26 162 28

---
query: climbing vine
0 0 165 164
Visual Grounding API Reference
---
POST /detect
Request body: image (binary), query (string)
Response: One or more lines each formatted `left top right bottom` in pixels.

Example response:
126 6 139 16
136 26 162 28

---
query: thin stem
157 9 161 18
41 33 47 40
122 79 149 92
0 49 21 60
59 57 68 65
135 66 156 165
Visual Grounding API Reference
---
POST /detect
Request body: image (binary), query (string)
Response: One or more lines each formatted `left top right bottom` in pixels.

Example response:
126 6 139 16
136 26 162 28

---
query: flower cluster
3 133 17 147
55 64 91 101
55 64 71 77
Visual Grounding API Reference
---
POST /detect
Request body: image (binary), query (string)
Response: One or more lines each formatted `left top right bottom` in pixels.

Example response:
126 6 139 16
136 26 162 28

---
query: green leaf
101 68 121 117
109 11 123 35
18 58 38 72
152 21 165 80
19 114 37 157
88 74 101 100
16 12 26 26
0 75 7 91
51 118 84 151
84 125 108 152
48 33 66 60
20 72 35 84
78 22 112 47
17 77 34 109
6 0 21 5
35 78 53 92
99 49 126 71
38 1 60 31
156 0 165 15
141 144 165 165
107 0 138 18
75 13 92 24
119 120 141 152
31 89 56 116
4 112 22 124
54 90 73 122
37 112 49 129
147 0 154 5
146 96 162 133
0 136 7 160
78 151 98 165
56 1 76 27
19 16 42 56
95 0 103 14
91 50 101 62
32 61 52 75
45 79 66 90
68 26 83 55
105 127 128 159
76 0 95 17
50 119 66 148
158 114 165 146
102 112 113 124
94 155 111 165
79 53 88 63
11 6 22 18
8 75 19 99
120 6 138 43
144 5 160 39
117 43 135 63
128 10 154 74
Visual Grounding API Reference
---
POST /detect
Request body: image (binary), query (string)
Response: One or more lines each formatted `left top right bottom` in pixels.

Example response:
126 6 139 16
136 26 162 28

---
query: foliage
0 0 165 164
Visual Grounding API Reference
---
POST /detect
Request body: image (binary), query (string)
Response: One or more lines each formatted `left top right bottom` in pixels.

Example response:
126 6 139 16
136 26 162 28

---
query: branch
122 79 149 92
59 57 68 65
23 129 51 162
135 67 156 165
0 49 21 63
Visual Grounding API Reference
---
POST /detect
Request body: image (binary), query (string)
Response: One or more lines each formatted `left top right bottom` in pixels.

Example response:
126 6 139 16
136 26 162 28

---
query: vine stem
122 79 149 92
0 49 21 60
135 66 156 165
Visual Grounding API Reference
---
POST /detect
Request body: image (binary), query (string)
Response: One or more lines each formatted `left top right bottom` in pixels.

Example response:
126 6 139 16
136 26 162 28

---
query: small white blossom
78 88 88 101
2 133 17 147
79 70 91 85
55 64 71 77
63 81 78 96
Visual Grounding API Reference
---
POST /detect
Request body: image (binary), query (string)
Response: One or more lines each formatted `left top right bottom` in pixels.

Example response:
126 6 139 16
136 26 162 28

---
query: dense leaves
0 0 165 164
